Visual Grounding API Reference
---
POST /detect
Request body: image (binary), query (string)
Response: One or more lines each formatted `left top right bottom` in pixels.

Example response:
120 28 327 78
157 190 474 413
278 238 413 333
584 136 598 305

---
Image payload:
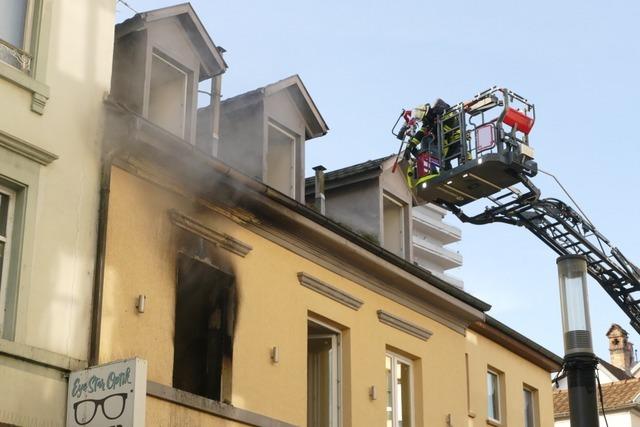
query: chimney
607 324 634 373
312 165 326 215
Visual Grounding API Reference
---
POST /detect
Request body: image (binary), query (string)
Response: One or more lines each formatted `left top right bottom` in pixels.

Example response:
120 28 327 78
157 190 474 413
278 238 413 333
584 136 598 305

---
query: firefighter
404 99 451 167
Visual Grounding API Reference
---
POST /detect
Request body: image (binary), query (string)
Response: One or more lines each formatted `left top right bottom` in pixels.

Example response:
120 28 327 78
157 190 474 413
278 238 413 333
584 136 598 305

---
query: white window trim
267 120 297 197
0 185 16 336
308 318 342 427
382 192 407 258
386 351 414 427
487 369 502 424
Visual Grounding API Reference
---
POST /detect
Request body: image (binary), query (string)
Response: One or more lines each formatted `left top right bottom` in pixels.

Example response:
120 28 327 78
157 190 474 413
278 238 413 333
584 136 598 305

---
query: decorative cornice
0 128 57 165
297 272 363 310
168 209 252 257
377 310 433 341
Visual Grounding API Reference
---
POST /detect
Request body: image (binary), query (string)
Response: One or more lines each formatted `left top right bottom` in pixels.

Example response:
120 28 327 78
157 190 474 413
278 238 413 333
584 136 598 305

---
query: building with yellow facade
95 4 561 426
0 2 562 426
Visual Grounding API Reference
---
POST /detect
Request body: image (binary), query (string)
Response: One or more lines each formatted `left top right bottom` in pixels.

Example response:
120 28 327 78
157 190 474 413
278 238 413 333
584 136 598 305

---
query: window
0 0 32 71
0 0 49 113
386 352 413 427
266 122 297 197
173 255 235 402
149 52 190 138
308 319 340 427
0 185 16 336
383 193 407 258
487 369 502 423
523 386 538 427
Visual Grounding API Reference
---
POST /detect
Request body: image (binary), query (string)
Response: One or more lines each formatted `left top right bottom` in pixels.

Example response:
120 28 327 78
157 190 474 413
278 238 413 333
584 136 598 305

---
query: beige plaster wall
466 330 555 427
101 166 554 426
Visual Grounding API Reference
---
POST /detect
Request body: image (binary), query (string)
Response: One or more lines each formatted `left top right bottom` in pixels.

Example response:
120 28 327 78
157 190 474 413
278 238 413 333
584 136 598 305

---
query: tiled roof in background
554 378 640 418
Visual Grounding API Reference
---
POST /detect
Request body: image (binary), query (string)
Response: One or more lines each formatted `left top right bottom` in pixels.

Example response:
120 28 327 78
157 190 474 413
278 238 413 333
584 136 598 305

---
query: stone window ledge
147 381 297 427
0 338 87 372
0 61 49 114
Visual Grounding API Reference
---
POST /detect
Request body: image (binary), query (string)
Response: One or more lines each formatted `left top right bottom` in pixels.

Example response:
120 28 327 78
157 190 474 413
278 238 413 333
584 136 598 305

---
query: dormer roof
304 155 395 193
222 75 328 139
116 3 227 78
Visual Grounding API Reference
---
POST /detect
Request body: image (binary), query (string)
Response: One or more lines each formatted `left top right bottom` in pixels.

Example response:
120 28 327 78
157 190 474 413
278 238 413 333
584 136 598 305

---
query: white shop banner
66 357 147 427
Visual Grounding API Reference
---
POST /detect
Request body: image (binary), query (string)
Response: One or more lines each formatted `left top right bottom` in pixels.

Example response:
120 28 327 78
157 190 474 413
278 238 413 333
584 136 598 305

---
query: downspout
89 151 113 366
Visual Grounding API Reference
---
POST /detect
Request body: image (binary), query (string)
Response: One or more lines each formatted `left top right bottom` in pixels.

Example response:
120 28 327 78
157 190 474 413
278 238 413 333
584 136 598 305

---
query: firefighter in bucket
394 98 457 188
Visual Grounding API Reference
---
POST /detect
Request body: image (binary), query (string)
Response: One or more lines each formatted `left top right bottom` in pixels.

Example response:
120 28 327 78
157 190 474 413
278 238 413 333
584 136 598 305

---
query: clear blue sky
117 1 640 359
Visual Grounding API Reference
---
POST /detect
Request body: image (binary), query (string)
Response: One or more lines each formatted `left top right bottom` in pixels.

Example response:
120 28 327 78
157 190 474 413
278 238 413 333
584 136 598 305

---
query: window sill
147 381 296 427
0 60 49 114
0 338 87 372
486 418 502 427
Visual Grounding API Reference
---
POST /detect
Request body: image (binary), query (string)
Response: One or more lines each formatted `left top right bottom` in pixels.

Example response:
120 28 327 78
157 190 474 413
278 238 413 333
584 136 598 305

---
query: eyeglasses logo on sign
73 393 128 425
66 358 146 427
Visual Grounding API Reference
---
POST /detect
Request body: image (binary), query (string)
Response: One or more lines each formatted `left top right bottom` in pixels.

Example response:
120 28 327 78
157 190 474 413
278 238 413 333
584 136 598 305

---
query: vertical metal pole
565 354 600 427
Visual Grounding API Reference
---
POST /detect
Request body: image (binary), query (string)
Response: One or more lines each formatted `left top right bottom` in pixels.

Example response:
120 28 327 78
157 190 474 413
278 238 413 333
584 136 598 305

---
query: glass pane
562 275 588 331
487 372 500 420
0 193 9 237
397 360 412 427
524 389 534 427
386 356 393 427
0 0 28 47
308 336 333 427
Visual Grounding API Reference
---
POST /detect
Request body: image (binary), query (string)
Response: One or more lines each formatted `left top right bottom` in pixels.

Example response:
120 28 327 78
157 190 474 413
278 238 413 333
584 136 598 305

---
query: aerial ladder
392 87 640 333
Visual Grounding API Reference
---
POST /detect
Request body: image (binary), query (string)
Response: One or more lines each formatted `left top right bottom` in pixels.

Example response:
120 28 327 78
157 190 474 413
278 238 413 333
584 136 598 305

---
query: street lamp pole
557 254 599 427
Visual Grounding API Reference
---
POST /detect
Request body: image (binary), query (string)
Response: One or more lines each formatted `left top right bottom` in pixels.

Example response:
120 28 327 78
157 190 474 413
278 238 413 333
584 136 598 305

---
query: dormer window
148 52 190 138
218 75 328 203
266 121 297 197
110 4 227 148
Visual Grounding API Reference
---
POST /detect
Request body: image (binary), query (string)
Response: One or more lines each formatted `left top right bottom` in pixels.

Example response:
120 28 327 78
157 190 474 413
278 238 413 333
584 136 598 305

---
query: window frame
386 351 415 427
0 0 34 70
307 317 342 427
0 0 50 114
0 184 17 336
487 368 503 424
266 120 297 198
148 51 190 139
523 385 538 427
382 192 408 258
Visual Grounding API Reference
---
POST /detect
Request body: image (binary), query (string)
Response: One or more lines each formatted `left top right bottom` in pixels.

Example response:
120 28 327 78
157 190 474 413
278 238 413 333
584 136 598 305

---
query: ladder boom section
442 187 640 333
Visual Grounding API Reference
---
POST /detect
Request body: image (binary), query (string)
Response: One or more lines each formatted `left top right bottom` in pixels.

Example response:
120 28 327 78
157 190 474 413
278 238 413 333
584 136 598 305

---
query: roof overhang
222 75 329 140
470 315 563 372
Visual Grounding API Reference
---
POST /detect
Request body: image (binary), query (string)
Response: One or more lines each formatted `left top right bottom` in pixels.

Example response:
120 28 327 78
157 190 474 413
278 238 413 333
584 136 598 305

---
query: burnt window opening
173 255 235 402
